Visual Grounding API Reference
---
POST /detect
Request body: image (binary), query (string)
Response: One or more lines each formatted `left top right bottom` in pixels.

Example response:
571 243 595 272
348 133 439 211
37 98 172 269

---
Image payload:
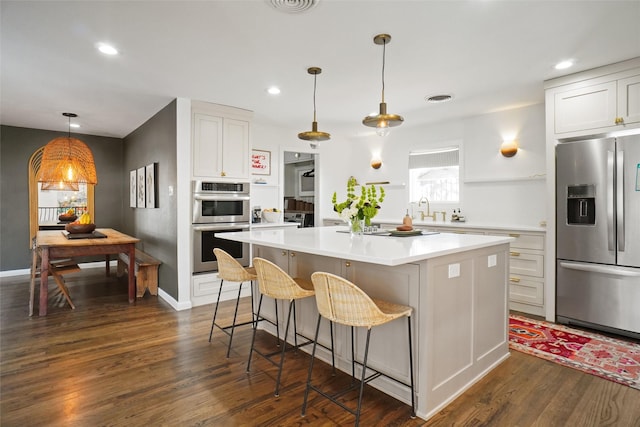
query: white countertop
218 226 513 266
326 217 546 233
250 222 299 229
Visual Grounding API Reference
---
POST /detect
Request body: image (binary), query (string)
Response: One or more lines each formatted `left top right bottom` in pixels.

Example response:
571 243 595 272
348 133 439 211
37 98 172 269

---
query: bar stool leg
247 294 264 373
274 299 280 347
350 326 356 384
274 299 295 397
250 280 256 328
355 328 373 427
301 313 322 417
407 315 416 418
226 281 245 358
330 320 336 374
209 279 225 342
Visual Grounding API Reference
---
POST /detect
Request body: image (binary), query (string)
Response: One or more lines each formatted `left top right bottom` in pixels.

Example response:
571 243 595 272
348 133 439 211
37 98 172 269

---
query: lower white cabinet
191 271 251 307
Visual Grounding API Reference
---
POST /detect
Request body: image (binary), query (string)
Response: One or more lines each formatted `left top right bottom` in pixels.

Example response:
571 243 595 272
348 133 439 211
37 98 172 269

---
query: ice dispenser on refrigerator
566 184 596 225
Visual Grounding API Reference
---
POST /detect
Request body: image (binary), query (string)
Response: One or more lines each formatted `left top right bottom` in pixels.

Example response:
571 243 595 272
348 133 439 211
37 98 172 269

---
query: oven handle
192 224 251 232
193 194 250 202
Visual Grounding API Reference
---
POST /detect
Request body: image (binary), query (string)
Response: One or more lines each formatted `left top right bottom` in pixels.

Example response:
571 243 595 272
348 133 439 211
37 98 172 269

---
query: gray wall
122 100 178 299
0 125 123 270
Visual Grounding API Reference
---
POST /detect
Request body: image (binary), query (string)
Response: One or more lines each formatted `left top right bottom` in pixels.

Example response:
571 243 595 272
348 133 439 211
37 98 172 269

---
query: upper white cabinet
553 81 617 134
191 101 252 180
546 58 640 137
618 74 640 125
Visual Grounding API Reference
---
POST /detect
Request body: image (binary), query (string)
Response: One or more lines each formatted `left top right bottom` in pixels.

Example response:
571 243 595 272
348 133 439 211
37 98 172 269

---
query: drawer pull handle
281 251 287 256
510 277 521 283
510 251 521 256
345 261 351 267
290 252 296 257
508 233 520 238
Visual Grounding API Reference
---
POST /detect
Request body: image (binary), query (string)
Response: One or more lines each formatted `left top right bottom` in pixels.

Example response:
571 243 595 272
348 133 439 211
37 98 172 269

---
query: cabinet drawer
509 275 544 306
510 251 544 277
192 274 221 297
494 232 544 250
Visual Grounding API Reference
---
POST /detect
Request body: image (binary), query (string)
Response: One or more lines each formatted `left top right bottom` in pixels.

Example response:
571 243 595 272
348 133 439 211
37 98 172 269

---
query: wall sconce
370 158 382 169
500 140 518 157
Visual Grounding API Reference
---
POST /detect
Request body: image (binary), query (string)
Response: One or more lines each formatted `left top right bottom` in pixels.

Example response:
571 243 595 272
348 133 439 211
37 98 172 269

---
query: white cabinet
191 101 252 180
553 81 617 134
191 271 252 307
492 232 545 316
618 74 640 125
546 59 640 137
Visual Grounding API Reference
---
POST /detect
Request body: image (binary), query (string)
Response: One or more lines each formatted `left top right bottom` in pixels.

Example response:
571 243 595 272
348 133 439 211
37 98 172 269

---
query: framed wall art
130 170 137 208
146 162 157 208
251 149 271 175
137 166 146 208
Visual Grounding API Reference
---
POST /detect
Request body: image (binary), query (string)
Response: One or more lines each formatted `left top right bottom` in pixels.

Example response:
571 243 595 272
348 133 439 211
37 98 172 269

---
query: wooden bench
117 249 161 298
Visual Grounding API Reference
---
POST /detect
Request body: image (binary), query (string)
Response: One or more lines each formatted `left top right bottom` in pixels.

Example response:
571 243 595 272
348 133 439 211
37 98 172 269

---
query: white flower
339 206 359 222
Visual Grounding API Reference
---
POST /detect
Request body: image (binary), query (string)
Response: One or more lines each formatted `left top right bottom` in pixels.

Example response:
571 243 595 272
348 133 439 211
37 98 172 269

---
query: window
409 147 460 203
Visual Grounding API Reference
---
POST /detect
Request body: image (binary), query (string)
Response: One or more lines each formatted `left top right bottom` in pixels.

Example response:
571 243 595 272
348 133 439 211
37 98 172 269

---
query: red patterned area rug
509 314 640 390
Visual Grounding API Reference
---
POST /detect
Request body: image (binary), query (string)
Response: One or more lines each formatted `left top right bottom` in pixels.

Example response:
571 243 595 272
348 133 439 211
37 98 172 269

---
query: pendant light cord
313 73 318 122
381 39 386 103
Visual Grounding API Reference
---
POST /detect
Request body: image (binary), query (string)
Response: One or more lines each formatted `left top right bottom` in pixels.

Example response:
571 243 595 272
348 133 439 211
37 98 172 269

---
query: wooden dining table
35 228 140 316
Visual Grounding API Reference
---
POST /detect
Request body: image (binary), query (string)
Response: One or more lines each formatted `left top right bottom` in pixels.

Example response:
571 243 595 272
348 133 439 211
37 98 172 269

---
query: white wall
252 103 547 228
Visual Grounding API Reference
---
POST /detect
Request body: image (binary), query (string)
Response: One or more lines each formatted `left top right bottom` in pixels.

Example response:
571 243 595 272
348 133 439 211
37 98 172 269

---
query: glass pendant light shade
38 113 98 190
298 67 330 143
362 34 404 135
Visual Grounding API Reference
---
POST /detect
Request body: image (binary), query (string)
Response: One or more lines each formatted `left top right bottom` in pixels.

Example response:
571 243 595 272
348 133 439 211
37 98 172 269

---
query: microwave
192 181 250 224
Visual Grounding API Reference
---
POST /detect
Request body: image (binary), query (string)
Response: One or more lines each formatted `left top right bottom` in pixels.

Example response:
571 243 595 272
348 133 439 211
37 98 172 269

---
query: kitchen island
218 226 513 421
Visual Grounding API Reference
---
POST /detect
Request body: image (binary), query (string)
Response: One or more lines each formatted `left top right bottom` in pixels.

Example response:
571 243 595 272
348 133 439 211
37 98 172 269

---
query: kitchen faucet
418 196 431 220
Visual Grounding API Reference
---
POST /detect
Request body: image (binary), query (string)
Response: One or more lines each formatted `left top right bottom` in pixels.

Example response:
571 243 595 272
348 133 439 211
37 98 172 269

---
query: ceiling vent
266 0 318 13
425 94 454 104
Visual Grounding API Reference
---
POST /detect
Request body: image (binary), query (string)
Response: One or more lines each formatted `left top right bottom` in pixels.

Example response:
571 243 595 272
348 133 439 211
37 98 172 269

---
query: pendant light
362 34 404 137
298 66 330 145
39 113 98 190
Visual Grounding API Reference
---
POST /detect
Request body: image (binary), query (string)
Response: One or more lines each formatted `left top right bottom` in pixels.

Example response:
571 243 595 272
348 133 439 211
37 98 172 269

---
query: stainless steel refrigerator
556 135 640 339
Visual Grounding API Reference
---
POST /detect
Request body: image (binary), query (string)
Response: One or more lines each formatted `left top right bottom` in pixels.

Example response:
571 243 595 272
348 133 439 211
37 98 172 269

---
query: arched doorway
28 147 95 246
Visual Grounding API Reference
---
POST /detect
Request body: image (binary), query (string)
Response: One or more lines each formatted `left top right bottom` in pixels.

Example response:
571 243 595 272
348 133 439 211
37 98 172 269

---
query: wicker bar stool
247 257 335 397
209 248 259 358
302 272 416 426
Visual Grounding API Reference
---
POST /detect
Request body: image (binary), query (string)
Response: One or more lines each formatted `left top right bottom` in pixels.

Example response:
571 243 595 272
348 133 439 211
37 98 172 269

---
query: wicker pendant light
39 113 98 190
362 34 404 137
298 67 330 145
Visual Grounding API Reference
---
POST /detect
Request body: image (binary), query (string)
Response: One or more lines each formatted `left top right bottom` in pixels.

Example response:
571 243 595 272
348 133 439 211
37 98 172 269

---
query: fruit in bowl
58 208 78 222
262 208 282 223
65 213 95 234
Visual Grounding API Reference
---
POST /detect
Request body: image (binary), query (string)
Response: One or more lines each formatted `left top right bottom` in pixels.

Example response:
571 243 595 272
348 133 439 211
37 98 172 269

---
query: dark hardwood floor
1 268 639 426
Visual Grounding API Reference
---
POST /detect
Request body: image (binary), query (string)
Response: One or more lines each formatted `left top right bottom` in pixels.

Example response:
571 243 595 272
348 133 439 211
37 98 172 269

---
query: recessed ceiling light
69 123 80 128
555 60 573 70
97 42 118 55
267 86 281 95
425 94 454 104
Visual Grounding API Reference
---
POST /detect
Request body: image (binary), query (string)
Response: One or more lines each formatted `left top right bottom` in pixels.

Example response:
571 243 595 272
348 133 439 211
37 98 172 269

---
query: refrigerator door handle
559 261 640 277
617 150 625 252
607 150 615 252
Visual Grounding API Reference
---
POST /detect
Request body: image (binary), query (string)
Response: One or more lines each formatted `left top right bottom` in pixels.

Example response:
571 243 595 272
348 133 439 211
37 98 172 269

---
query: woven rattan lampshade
38 113 98 190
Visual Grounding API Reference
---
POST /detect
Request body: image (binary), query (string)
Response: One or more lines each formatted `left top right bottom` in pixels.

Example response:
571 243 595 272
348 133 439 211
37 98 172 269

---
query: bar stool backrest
214 248 255 282
253 257 312 300
311 272 394 328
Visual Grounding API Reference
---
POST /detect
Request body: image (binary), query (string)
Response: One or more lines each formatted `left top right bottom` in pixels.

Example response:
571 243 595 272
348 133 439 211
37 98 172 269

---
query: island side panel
420 243 510 419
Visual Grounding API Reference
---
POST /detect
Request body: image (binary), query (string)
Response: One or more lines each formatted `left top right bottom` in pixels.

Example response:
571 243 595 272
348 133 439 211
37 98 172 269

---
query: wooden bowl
65 223 96 234
58 214 78 222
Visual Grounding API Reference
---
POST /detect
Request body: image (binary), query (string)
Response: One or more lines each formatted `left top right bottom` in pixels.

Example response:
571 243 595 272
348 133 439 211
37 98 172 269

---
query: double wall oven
192 181 250 274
